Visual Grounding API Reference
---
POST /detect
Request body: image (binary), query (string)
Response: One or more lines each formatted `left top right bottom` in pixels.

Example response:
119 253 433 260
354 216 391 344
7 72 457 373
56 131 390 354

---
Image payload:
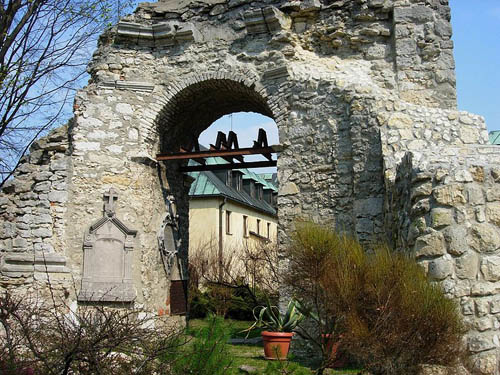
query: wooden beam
179 160 277 172
156 146 279 161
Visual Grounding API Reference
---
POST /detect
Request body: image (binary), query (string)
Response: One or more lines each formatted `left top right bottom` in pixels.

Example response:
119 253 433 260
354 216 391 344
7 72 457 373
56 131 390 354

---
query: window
256 219 261 235
226 211 232 234
243 215 249 237
226 171 232 187
267 222 271 239
231 171 242 191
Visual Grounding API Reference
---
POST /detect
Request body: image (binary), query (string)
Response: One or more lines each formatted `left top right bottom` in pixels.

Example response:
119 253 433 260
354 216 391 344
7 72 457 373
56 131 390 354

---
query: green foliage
286 222 466 375
263 358 311 375
245 298 305 336
189 283 271 321
172 315 232 375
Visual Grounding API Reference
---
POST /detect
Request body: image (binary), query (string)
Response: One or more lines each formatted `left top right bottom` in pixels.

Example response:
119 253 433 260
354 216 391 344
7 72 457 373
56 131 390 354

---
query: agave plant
245 298 305 335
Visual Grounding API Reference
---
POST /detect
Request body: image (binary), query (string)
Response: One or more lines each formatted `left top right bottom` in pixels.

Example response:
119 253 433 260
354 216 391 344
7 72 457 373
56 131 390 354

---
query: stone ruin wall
390 146 500 375
0 0 498 372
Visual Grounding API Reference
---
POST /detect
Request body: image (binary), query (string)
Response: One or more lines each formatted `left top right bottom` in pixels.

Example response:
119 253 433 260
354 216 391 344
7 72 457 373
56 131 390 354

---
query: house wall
189 197 278 258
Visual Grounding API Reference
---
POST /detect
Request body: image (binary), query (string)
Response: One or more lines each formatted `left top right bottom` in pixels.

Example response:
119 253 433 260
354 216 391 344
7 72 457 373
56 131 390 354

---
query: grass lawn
187 318 361 375
188 318 263 339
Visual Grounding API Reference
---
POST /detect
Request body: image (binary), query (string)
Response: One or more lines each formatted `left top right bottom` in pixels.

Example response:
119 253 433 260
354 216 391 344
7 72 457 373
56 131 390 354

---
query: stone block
49 158 67 172
475 317 494 332
486 203 500 227
433 184 466 206
476 298 492 317
411 181 432 201
48 191 68 203
486 188 500 202
467 184 485 205
12 237 28 248
469 224 500 253
387 113 412 128
431 208 453 228
472 282 500 297
491 168 500 183
456 251 479 280
468 333 496 352
355 218 374 234
34 171 52 182
0 223 16 239
490 299 500 314
414 230 446 258
471 351 499 375
394 5 434 23
353 197 383 217
411 198 430 217
428 255 453 280
481 256 500 282
281 182 299 195
434 19 452 38
32 228 52 238
462 299 475 315
470 166 485 182
395 38 417 55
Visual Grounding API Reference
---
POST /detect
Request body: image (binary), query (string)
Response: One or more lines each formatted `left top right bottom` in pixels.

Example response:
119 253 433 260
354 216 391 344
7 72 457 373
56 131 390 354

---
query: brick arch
154 72 288 152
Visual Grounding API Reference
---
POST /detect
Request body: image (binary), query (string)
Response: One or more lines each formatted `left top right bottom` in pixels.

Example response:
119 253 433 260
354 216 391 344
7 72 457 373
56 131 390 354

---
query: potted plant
245 298 305 360
295 302 346 369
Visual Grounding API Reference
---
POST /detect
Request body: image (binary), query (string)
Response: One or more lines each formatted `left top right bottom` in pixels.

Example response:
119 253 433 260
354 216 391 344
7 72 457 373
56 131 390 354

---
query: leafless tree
0 0 136 186
188 238 282 315
0 287 187 375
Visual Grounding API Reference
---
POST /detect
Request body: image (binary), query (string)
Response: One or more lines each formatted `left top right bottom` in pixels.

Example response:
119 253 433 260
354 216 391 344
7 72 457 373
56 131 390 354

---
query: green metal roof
187 152 277 216
490 131 500 145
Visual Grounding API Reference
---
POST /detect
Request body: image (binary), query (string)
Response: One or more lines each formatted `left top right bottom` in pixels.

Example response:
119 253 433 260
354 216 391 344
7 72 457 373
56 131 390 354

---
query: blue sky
451 0 499 131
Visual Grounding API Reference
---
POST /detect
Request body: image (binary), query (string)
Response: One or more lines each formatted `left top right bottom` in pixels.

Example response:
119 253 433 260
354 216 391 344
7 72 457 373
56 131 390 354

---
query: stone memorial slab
78 188 137 302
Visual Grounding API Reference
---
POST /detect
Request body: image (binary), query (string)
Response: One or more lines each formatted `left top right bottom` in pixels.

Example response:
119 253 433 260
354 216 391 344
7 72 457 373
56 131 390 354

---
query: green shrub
286 222 465 375
341 245 465 375
264 358 311 375
189 283 273 321
172 315 232 375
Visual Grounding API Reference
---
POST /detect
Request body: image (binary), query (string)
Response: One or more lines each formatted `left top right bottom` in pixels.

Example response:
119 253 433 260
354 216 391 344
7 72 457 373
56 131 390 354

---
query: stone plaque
78 188 137 302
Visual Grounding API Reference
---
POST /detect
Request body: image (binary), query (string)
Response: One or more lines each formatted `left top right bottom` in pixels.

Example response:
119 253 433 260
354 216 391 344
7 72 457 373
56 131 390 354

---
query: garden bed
187 318 361 375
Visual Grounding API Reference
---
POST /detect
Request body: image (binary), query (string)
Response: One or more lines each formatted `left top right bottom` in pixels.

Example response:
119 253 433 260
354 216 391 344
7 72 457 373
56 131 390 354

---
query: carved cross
104 188 119 215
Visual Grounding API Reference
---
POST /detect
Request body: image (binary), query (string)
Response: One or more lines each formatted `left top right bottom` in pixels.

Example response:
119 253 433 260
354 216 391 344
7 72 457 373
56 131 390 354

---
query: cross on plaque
104 188 119 214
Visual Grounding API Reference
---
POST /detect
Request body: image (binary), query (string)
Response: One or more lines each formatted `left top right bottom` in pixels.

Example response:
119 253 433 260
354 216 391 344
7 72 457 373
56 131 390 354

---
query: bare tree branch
0 0 137 187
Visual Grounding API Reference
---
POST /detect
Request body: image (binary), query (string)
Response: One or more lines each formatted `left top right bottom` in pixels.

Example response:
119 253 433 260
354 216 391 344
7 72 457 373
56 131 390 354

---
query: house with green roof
490 131 500 145
187 154 278 264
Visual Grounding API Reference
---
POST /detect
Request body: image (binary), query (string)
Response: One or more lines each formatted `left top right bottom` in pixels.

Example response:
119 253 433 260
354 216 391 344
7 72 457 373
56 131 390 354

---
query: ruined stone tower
1 0 499 372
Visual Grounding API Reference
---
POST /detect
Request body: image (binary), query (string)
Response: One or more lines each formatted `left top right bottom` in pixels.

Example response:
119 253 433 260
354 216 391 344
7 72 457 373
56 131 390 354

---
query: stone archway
149 75 286 310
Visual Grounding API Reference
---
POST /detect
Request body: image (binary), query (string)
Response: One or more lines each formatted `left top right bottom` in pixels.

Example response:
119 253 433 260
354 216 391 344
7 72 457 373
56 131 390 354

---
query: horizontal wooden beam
156 145 282 161
179 160 277 172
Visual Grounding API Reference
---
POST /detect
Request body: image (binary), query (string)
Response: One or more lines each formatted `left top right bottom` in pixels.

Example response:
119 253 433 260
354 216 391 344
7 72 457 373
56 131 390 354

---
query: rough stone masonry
0 0 498 372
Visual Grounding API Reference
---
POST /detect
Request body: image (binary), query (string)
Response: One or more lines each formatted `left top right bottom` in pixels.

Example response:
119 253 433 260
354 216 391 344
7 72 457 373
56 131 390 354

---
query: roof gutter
218 197 227 282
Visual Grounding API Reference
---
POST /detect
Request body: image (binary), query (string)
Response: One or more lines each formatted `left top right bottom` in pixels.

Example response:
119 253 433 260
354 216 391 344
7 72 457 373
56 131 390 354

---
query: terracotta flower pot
261 331 295 360
321 333 347 368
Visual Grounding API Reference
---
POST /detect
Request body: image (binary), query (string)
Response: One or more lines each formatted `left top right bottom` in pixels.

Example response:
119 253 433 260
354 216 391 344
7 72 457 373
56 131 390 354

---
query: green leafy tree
0 0 136 186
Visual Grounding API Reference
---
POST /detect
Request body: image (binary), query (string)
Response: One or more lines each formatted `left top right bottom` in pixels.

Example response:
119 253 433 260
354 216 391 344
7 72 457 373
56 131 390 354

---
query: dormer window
231 171 243 191
256 183 264 200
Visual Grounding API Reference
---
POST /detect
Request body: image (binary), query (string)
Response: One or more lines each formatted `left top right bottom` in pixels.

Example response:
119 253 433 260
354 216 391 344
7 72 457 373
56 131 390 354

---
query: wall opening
155 78 281 317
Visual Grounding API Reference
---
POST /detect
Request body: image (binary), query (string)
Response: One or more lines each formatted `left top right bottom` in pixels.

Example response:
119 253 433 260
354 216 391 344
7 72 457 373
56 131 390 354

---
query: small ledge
115 21 200 46
263 66 289 80
244 7 291 35
249 231 270 242
98 81 155 92
0 252 69 278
